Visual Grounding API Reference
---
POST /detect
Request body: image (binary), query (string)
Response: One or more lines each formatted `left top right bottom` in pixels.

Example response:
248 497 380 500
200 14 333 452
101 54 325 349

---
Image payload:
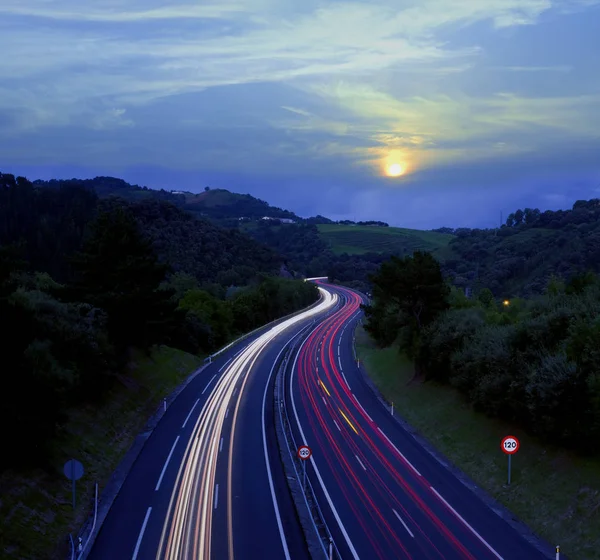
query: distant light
386 163 404 177
503 300 510 306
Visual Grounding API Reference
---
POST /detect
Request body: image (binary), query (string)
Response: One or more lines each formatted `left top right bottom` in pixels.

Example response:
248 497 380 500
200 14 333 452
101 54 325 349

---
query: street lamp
503 299 510 306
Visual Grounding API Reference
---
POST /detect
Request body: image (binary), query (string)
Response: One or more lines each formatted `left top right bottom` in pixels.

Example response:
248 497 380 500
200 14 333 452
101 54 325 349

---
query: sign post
63 459 85 510
556 545 560 559
297 445 312 489
500 435 520 485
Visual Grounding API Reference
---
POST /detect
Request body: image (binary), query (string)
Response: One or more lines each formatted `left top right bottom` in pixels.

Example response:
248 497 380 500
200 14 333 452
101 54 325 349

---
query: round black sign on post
64 459 84 510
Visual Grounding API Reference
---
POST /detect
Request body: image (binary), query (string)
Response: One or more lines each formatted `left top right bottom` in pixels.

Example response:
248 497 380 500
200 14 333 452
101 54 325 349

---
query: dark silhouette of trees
69 206 179 360
363 251 449 374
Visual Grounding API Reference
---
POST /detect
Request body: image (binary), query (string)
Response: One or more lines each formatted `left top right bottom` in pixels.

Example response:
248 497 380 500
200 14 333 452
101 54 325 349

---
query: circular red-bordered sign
501 435 520 455
297 445 312 460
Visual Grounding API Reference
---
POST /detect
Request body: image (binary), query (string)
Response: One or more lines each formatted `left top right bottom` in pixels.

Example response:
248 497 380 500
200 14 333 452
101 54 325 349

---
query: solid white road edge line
201 374 217 394
261 328 310 560
131 507 152 560
392 509 414 538
155 436 180 491
430 486 503 560
355 455 367 471
377 427 422 477
353 394 373 422
290 322 361 560
182 398 200 429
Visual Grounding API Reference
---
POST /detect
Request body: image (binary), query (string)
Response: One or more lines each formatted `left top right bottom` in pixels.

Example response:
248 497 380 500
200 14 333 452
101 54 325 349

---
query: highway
284 281 551 560
88 280 552 560
88 288 340 560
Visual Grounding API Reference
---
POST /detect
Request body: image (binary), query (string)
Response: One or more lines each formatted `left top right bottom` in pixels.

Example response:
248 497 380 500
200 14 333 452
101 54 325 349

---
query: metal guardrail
276 339 342 560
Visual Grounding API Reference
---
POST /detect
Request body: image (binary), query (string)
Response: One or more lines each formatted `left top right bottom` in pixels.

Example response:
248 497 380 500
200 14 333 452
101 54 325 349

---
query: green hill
181 188 300 224
33 177 301 225
317 224 455 258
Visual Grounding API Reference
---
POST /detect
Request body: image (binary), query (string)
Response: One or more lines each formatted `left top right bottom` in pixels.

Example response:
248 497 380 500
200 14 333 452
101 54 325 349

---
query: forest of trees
0 172 318 470
35 174 600 301
364 251 600 454
438 199 600 298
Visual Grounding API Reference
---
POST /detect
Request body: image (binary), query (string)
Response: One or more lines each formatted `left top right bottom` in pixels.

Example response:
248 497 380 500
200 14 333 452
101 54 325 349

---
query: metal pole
508 454 512 485
71 461 76 510
329 538 333 560
163 398 166 412
556 545 560 559
391 402 394 416
69 534 75 560
303 461 306 489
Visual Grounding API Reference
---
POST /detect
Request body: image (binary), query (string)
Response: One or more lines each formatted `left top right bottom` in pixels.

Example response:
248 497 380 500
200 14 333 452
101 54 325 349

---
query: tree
513 209 524 226
363 251 449 375
477 287 494 307
69 206 179 358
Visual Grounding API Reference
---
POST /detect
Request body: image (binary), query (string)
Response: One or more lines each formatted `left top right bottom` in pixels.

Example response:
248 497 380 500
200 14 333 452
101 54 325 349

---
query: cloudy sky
1 0 599 228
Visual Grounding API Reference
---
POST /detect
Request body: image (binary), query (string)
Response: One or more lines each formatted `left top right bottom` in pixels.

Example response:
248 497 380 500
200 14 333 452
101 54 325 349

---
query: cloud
499 65 572 71
0 0 599 228
92 108 135 130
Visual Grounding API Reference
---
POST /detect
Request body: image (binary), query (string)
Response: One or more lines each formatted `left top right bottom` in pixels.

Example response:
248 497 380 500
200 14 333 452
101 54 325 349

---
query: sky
1 0 599 229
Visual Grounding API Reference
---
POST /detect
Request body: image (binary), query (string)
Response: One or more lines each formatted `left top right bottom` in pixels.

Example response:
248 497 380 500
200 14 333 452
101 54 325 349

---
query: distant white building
261 216 296 223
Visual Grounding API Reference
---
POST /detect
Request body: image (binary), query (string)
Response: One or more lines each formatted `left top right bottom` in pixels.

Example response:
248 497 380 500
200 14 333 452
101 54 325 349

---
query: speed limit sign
501 435 520 455
297 445 312 460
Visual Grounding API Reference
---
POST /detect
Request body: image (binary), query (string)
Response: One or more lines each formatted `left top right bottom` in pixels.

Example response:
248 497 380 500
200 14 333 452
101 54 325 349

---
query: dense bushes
367 250 600 455
423 278 600 453
177 277 319 353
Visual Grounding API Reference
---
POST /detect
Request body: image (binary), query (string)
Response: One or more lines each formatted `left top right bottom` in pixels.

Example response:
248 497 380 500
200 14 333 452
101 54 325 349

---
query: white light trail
155 288 336 560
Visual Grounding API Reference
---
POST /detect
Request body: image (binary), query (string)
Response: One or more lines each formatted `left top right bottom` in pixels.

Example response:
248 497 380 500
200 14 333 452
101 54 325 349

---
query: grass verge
0 345 203 560
356 326 600 560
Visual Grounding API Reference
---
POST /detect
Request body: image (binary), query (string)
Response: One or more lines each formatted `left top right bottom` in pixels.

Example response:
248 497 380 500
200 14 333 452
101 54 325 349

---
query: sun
386 163 404 177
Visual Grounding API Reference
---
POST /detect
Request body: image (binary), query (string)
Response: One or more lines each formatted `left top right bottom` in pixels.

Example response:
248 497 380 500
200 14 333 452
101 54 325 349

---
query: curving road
284 281 552 560
88 280 553 560
88 288 340 560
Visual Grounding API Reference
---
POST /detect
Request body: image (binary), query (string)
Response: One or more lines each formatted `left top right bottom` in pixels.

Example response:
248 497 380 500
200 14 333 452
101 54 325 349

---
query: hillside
28 173 600 298
34 176 302 226
317 223 455 258
99 197 282 286
1 174 282 287
442 200 600 297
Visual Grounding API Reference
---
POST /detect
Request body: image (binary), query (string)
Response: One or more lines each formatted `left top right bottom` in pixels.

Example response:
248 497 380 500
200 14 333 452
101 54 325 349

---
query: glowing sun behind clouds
386 163 404 177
